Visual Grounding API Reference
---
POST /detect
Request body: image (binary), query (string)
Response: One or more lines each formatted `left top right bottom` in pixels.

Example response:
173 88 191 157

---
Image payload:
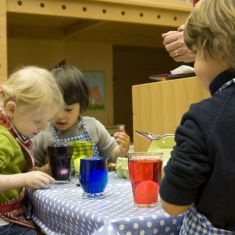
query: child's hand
114 126 130 155
23 171 55 189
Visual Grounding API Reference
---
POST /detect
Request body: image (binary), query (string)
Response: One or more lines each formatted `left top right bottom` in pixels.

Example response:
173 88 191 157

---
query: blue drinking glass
79 157 108 199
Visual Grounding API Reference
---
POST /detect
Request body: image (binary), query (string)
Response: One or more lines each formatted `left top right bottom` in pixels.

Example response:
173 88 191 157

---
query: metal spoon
135 130 174 141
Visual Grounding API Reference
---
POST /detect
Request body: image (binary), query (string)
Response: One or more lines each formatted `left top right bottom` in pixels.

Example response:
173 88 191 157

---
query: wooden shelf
0 0 192 81
7 0 191 27
6 0 192 44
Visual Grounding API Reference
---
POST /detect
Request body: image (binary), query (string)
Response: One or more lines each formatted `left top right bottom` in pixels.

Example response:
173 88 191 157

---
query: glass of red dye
128 152 163 208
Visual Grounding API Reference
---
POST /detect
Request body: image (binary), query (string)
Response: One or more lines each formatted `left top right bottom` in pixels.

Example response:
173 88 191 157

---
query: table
28 172 184 235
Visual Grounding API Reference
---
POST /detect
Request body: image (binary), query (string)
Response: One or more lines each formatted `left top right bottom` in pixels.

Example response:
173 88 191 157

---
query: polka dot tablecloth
28 172 184 235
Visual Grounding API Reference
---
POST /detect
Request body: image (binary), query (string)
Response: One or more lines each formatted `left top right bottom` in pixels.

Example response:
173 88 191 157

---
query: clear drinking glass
71 141 93 175
48 143 73 181
128 152 163 208
79 157 108 199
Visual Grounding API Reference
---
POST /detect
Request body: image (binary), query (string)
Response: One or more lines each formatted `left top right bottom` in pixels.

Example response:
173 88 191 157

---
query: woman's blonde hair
0 66 64 111
184 0 235 69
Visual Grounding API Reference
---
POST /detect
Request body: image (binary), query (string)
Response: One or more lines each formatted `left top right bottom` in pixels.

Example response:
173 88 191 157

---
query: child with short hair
0 66 64 234
33 65 130 171
160 0 235 233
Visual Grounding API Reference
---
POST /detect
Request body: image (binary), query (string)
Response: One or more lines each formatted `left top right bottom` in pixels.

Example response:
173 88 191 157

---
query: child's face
52 103 80 131
194 49 230 89
7 104 55 138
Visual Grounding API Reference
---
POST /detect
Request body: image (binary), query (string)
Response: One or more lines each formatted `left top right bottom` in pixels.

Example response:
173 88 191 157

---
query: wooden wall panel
8 38 64 72
8 37 113 125
132 77 210 151
113 45 182 141
0 0 7 82
65 40 113 125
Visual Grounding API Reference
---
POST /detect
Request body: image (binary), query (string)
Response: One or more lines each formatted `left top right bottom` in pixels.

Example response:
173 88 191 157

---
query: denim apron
180 206 235 235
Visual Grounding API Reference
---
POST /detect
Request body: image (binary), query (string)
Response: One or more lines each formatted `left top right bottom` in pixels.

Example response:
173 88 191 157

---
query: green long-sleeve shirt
0 125 26 203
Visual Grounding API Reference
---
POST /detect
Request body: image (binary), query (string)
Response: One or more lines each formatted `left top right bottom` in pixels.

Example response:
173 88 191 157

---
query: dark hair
51 65 89 113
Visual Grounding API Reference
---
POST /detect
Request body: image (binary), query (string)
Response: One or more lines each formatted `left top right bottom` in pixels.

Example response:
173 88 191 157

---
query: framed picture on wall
83 71 105 110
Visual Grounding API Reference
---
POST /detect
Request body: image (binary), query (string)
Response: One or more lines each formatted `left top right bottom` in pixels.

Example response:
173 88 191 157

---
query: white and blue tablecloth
28 172 184 235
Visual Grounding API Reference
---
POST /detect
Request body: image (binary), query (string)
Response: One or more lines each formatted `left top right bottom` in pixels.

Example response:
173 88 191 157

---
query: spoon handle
135 130 161 141
135 130 174 141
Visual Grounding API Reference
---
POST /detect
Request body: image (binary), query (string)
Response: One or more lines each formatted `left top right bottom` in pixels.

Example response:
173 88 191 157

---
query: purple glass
48 143 73 181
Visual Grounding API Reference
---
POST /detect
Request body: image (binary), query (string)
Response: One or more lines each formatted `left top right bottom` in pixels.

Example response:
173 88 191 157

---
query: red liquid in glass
128 159 162 206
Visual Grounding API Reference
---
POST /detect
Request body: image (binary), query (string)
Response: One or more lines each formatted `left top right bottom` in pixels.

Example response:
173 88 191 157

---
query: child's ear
5 101 16 118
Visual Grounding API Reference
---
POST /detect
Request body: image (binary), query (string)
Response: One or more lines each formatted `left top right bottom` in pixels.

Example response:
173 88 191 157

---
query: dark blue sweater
160 69 235 230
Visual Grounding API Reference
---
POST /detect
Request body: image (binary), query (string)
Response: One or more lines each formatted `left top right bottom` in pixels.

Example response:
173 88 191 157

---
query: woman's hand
162 25 195 63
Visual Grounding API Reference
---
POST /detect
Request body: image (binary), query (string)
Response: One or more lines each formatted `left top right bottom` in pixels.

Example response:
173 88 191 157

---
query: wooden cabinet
0 1 7 80
132 77 210 151
0 0 192 82
0 0 192 129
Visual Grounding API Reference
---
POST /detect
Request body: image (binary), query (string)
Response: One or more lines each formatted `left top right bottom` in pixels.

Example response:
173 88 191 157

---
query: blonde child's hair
184 0 235 70
0 66 64 111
